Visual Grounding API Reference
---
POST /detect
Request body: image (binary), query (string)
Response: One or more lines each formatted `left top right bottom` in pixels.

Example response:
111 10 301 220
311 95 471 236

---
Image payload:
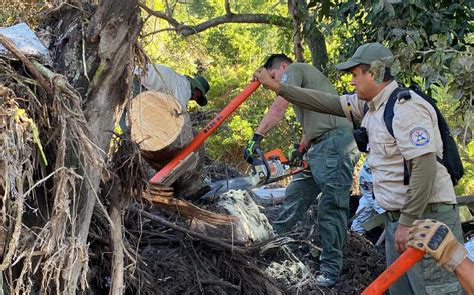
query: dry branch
108 180 125 295
129 207 247 255
142 191 238 225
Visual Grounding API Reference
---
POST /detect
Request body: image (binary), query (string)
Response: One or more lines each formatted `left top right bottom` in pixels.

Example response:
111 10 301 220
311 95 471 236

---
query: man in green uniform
252 44 463 294
244 54 359 287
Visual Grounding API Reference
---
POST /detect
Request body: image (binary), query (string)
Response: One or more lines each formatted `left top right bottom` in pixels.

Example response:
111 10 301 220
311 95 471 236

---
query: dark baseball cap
335 42 395 71
189 75 210 106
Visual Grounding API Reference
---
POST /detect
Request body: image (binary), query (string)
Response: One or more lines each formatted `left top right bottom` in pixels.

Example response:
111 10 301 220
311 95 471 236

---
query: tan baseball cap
335 42 395 71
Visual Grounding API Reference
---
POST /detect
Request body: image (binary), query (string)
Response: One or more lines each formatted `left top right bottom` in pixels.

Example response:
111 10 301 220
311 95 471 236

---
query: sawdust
265 254 311 287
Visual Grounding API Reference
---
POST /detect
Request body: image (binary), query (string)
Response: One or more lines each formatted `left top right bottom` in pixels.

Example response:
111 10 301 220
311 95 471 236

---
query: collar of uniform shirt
368 80 399 112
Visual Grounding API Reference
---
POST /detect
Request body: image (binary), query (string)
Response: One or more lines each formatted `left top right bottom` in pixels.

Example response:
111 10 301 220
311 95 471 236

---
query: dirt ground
261 199 386 294
86 188 386 295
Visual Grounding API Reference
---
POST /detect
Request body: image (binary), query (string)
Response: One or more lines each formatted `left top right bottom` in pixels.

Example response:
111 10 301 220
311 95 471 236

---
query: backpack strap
347 101 369 130
384 87 412 185
407 85 464 184
384 87 411 137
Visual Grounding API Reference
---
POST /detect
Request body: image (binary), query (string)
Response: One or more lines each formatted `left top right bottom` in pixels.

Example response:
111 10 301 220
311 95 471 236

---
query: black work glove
243 133 264 162
288 143 306 167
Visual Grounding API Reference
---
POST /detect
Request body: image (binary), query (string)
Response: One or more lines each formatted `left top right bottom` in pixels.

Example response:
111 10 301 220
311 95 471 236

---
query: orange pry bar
361 248 425 295
150 81 261 184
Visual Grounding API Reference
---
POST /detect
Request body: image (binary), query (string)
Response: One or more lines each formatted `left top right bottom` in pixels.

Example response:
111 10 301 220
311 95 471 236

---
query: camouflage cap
335 42 394 71
188 75 210 106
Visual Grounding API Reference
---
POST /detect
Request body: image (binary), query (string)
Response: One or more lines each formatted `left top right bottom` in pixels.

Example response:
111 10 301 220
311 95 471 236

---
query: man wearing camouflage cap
253 43 463 294
119 64 210 132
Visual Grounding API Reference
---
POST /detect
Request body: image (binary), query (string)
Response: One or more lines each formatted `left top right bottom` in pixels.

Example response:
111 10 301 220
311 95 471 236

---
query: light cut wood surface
130 90 185 152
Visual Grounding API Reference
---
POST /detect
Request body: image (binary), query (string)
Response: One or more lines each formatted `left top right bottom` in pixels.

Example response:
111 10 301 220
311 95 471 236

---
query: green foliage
143 0 472 184
315 0 473 193
456 141 474 196
143 0 294 171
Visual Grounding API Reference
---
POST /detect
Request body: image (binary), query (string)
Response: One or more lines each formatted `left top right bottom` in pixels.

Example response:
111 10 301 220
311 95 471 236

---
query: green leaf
369 60 386 83
307 0 318 9
392 28 405 37
390 59 401 76
384 2 395 17
373 0 385 14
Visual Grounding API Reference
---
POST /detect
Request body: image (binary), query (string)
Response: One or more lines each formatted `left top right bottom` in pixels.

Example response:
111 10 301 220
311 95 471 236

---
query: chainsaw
204 148 307 197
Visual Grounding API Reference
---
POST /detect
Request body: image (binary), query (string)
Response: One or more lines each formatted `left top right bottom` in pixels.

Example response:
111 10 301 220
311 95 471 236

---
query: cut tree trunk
129 90 188 164
129 90 205 198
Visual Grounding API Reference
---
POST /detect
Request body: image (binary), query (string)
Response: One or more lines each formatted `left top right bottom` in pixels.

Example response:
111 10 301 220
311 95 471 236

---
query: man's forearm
399 152 437 226
455 257 474 294
256 96 289 135
300 134 309 148
277 84 345 117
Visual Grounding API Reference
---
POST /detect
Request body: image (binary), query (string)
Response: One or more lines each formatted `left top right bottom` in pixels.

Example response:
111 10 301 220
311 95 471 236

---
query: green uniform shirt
281 63 352 140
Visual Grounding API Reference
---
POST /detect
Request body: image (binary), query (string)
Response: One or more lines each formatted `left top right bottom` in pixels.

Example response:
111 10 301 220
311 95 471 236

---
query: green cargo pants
385 207 464 295
272 129 359 277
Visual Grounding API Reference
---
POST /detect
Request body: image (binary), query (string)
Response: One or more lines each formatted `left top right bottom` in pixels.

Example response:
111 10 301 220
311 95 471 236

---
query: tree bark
288 0 305 62
288 0 329 70
304 23 329 71
47 0 142 292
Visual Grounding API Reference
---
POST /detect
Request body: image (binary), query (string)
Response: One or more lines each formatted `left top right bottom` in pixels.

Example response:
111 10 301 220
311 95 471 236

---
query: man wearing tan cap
253 43 463 294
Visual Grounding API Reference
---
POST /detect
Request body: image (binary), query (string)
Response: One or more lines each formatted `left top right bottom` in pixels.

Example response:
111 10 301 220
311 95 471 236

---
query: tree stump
129 90 204 198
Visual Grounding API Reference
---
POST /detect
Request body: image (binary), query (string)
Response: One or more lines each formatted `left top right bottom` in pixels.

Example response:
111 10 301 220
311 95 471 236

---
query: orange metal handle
150 81 261 184
361 248 425 295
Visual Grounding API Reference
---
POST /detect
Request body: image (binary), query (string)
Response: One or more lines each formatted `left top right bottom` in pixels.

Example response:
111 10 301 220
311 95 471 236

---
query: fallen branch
107 177 125 295
128 207 247 255
142 191 238 225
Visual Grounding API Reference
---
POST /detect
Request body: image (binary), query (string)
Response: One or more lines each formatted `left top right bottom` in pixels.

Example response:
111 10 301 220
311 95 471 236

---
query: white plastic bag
465 238 474 262
0 22 51 62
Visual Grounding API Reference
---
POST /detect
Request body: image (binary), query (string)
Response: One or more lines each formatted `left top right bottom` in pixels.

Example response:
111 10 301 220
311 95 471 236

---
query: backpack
383 85 464 186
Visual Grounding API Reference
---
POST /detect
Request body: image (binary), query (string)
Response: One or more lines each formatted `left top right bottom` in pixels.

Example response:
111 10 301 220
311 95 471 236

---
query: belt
361 203 457 231
310 127 353 145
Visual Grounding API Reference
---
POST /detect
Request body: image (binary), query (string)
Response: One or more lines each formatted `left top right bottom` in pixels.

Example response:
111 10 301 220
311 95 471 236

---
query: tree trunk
129 90 205 198
287 0 329 71
288 0 305 62
47 0 141 292
304 23 329 71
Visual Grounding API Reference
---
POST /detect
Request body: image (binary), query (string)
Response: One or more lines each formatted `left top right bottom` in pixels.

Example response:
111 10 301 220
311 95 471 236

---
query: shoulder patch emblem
281 73 289 83
409 127 430 147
